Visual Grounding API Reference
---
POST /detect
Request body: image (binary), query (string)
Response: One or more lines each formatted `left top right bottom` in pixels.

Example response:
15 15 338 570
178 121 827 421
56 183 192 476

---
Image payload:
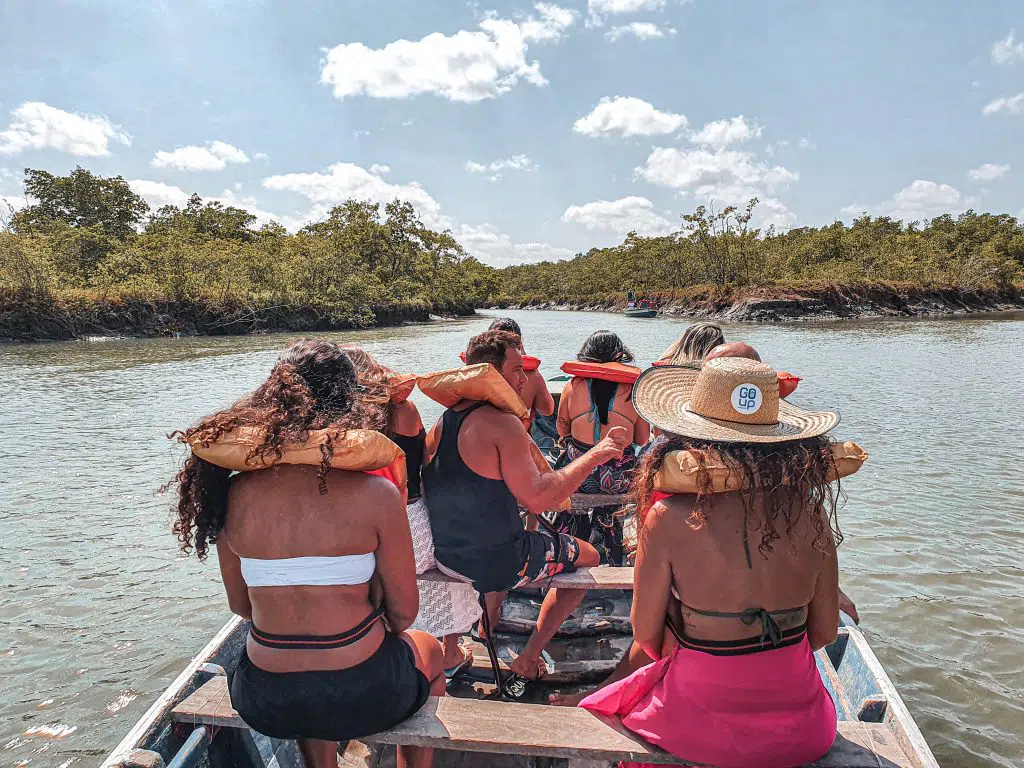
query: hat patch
731 383 762 415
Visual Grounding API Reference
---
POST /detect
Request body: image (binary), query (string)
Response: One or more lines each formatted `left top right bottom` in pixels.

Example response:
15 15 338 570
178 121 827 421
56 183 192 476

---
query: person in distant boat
422 329 628 682
575 358 843 767
488 317 555 420
556 331 650 494
345 346 480 679
656 321 726 365
171 340 443 768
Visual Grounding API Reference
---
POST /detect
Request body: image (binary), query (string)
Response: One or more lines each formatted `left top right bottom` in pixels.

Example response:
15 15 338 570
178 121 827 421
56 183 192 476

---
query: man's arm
491 412 628 512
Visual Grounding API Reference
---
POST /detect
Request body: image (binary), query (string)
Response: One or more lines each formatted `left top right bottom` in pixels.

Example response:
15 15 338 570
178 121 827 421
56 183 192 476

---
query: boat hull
104 591 938 768
624 309 658 318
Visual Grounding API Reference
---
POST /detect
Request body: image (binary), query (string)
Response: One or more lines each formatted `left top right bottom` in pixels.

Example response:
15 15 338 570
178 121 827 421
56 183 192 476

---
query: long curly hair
169 339 382 560
631 434 844 560
342 345 397 437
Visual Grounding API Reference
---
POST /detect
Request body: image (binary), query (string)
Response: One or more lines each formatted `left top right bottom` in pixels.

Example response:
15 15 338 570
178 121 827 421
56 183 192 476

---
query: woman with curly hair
566 358 844 768
170 340 443 768
344 346 479 678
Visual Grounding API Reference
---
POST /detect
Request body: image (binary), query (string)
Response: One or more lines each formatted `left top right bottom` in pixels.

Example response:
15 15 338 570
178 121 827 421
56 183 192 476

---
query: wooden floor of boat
172 676 914 767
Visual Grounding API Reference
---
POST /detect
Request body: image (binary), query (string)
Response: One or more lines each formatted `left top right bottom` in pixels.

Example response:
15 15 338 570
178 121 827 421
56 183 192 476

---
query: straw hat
633 357 839 443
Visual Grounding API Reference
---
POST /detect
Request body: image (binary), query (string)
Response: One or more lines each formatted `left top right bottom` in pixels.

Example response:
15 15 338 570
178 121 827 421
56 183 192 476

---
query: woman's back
653 491 836 647
224 466 402 671
561 378 645 445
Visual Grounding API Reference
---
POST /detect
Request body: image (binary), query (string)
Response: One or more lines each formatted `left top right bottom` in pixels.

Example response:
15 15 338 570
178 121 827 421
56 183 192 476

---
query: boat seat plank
418 566 634 590
171 679 913 766
570 493 630 511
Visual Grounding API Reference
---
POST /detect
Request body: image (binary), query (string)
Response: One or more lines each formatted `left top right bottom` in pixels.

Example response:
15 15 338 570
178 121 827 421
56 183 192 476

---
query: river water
1 311 1022 768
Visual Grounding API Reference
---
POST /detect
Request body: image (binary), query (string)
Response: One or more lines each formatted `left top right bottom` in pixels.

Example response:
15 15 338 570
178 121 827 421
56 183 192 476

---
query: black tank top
421 402 526 592
391 430 425 501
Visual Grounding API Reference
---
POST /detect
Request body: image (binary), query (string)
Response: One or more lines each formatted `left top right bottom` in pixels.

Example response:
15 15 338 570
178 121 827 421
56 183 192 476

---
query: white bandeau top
239 553 376 587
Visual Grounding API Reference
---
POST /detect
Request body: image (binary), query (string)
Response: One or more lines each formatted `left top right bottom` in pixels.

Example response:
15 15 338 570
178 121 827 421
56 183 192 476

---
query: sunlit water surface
1 311 1021 767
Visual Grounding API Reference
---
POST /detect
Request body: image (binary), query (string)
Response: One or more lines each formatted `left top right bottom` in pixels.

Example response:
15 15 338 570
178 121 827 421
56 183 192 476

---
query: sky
1 0 1023 266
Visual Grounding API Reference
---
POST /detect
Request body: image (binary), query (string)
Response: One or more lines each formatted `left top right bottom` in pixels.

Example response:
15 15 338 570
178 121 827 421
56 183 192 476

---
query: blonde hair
657 322 725 364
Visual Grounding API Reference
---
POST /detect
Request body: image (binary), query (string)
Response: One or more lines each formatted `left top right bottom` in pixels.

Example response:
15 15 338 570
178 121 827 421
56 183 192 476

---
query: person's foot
507 652 549 680
548 690 588 707
443 643 473 678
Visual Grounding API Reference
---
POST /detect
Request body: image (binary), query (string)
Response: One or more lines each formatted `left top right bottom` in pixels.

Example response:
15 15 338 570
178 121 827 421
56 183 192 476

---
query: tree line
1 166 498 336
497 199 1024 306
2 168 1021 339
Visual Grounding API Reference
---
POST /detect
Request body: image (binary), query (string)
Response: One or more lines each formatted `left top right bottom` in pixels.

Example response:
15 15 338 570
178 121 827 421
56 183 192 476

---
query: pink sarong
579 638 836 768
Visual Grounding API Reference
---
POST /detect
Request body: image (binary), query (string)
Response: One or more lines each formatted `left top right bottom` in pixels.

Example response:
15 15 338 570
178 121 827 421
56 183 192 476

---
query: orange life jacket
459 351 540 371
560 360 642 384
187 426 408 503
650 361 801 398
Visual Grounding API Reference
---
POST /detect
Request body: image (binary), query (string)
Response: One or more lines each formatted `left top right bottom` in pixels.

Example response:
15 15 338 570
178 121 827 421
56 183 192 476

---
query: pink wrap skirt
579 637 837 768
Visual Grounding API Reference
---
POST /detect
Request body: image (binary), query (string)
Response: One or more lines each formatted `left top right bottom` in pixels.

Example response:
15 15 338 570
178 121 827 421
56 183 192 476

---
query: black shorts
228 631 430 742
511 528 581 589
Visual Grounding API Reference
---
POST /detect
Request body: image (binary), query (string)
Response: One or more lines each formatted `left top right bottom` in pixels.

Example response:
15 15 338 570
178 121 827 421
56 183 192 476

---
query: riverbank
0 292 478 342
496 283 1024 322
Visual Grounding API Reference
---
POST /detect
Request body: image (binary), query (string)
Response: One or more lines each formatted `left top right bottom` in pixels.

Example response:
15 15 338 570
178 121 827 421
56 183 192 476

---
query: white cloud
991 31 1024 65
151 140 250 172
263 162 445 226
562 196 676 235
458 223 575 264
589 0 665 20
465 154 536 180
574 96 685 138
756 198 798 231
0 102 131 157
128 179 192 210
689 115 762 147
967 163 1009 182
606 22 675 41
797 137 815 150
319 3 577 103
370 164 391 175
982 92 1024 116
841 180 973 222
253 152 269 162
635 146 798 202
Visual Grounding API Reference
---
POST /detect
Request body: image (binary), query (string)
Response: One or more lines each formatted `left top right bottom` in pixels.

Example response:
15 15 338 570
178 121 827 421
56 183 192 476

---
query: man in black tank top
422 330 630 681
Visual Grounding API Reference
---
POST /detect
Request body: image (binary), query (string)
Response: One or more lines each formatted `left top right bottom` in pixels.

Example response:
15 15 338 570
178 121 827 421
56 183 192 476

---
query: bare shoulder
393 399 423 435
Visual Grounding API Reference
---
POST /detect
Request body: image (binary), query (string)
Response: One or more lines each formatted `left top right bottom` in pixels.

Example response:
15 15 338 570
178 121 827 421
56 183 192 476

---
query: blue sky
1 0 1023 265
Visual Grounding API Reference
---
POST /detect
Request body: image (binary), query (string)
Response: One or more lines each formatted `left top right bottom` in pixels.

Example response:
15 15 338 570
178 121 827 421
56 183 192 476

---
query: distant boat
624 306 658 318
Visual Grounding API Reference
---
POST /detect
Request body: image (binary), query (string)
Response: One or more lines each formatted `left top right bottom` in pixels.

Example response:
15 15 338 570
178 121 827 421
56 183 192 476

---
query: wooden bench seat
418 566 634 590
172 678 913 767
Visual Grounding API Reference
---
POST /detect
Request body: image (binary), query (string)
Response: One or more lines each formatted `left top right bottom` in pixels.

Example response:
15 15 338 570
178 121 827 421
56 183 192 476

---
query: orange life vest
459 351 540 371
560 360 642 384
650 361 801 398
187 426 408 503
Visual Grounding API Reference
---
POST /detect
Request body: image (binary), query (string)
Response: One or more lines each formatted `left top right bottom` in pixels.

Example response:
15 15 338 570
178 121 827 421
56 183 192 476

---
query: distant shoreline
494 284 1024 323
0 297 479 343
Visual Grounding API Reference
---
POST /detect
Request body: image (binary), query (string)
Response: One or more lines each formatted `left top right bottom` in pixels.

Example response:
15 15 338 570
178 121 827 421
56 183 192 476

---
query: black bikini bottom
229 631 430 741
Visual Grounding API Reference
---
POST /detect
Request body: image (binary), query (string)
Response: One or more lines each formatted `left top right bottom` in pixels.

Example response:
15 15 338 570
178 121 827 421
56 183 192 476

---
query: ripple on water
0 315 1022 767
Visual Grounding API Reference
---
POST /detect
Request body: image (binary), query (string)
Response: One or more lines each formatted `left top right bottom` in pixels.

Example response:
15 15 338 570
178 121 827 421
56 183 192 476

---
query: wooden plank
171 680 913 767
362 696 681 763
464 640 617 684
418 567 633 590
570 493 630 511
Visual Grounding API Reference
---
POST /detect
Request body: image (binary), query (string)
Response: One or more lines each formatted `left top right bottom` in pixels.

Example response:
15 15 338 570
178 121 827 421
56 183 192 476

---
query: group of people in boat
171 319 861 768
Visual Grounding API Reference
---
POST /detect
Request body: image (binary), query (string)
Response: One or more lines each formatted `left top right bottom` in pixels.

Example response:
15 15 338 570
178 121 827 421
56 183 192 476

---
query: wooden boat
623 307 657 318
102 576 938 768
